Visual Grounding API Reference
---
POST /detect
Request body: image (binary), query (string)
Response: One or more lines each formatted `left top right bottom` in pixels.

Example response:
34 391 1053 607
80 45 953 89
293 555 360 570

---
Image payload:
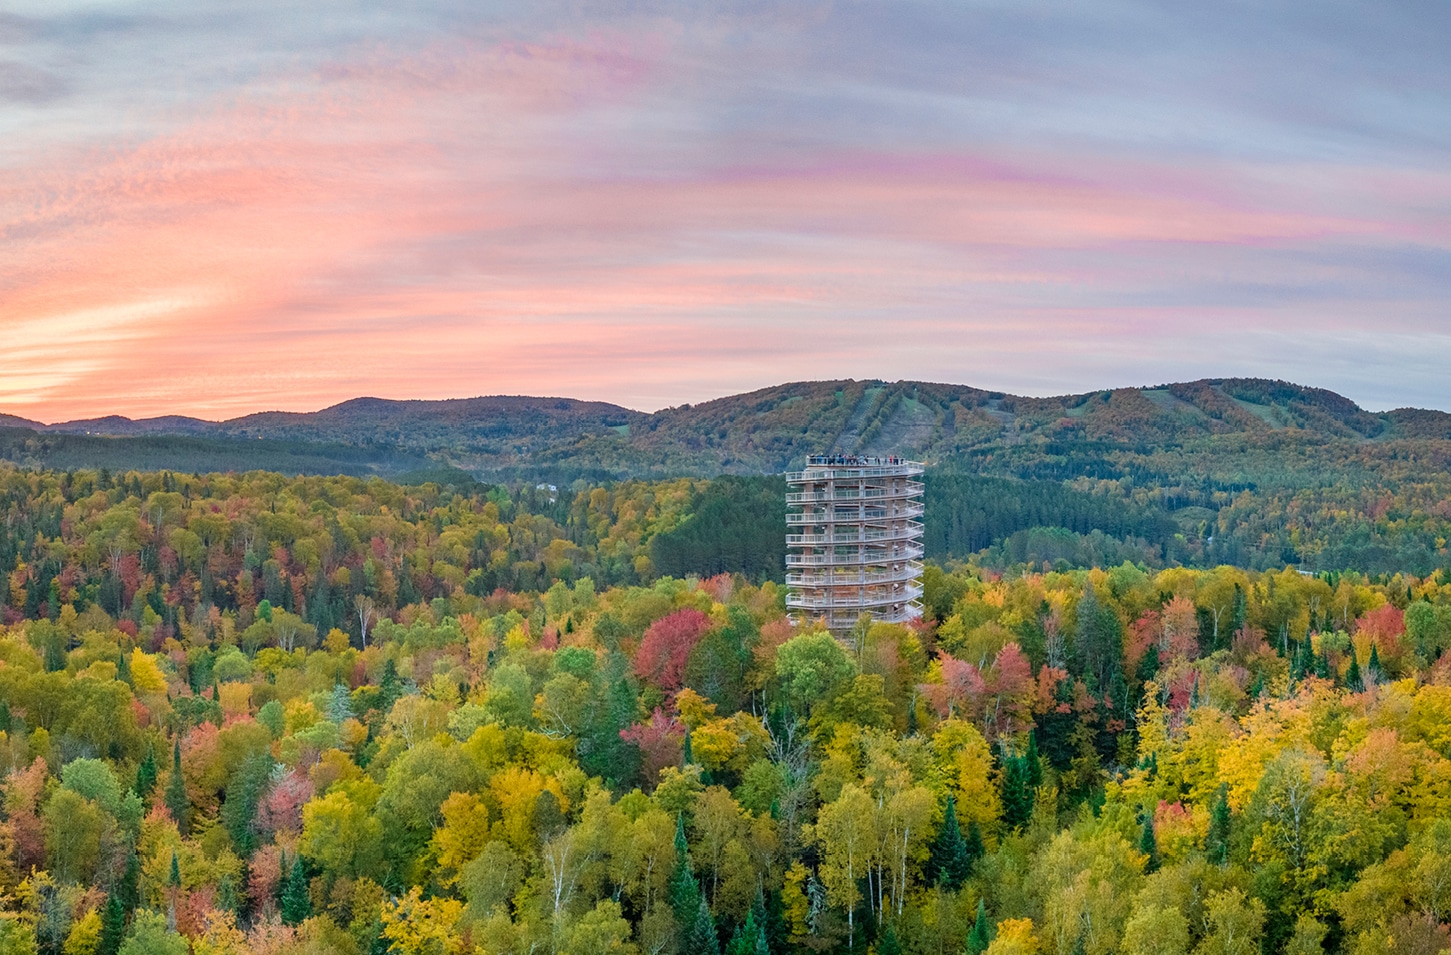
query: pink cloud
3 31 1446 421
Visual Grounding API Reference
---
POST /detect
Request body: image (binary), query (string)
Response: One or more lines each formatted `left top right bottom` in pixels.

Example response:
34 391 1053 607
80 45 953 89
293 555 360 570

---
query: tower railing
784 456 925 634
784 542 925 566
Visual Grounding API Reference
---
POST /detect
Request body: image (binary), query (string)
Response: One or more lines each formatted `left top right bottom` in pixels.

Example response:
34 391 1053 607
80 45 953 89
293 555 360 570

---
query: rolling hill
7 377 1448 483
1 377 1449 574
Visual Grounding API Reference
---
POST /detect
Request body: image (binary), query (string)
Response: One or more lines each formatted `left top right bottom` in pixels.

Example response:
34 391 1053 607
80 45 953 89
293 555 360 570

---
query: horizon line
3 374 1448 427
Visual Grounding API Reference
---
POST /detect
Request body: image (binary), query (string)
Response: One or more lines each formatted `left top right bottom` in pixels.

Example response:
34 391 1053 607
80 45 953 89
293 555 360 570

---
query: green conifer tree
120 848 140 913
1206 782 1231 865
99 894 125 955
1346 652 1364 692
1000 750 1034 829
1138 812 1159 873
748 886 771 955
327 682 352 723
928 793 971 889
1024 731 1043 790
966 899 991 954
165 739 189 835
581 650 642 785
876 924 903 955
965 820 985 868
668 816 703 927
217 877 238 915
221 752 272 857
684 897 720 955
1135 644 1161 686
726 905 770 955
379 659 402 709
1368 643 1383 682
281 856 311 926
167 850 182 931
135 747 158 801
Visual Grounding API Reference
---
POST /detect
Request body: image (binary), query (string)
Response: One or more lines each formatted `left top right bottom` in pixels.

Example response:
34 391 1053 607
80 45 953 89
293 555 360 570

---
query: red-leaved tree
620 708 684 784
634 608 711 692
920 653 986 721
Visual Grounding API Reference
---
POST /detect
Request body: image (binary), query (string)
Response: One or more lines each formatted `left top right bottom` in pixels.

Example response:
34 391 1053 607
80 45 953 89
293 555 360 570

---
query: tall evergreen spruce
99 894 125 955
668 816 703 927
379 659 403 710
1368 644 1383 682
928 793 971 889
165 739 189 835
167 850 182 931
120 848 140 912
1136 644 1161 689
134 747 158 800
1000 749 1035 829
966 899 991 954
281 856 311 926
965 820 985 869
684 898 721 955
221 752 272 857
1206 783 1232 864
876 924 903 955
1024 731 1043 789
726 905 769 955
327 682 352 723
1346 652 1364 692
582 650 641 785
217 877 238 915
1138 812 1159 873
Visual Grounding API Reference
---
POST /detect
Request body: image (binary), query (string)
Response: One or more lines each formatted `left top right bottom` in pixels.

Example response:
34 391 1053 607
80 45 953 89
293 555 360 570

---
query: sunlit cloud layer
3 1 1449 420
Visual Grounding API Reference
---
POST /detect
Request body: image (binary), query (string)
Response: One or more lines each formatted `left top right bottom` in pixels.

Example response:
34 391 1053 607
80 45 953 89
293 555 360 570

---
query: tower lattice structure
785 454 924 633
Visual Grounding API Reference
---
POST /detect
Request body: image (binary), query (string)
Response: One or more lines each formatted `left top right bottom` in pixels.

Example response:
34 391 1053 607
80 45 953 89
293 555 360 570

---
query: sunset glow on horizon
4 1 1449 421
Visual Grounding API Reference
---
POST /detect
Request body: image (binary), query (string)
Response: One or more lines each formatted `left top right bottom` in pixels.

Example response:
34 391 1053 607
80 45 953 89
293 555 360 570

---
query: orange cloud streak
3 33 1444 421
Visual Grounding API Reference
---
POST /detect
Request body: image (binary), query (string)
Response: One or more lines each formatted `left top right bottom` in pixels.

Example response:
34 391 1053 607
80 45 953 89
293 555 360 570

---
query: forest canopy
1 464 1450 954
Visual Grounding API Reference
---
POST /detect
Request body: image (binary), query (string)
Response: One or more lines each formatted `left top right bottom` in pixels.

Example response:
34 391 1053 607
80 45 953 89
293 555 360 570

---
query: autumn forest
2 464 1451 955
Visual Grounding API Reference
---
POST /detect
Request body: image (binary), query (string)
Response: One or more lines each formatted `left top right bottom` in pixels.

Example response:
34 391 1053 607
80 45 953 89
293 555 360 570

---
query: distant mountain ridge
2 378 1449 480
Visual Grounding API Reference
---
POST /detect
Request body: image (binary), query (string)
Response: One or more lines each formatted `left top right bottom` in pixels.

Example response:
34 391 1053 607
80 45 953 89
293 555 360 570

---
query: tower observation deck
785 454 924 633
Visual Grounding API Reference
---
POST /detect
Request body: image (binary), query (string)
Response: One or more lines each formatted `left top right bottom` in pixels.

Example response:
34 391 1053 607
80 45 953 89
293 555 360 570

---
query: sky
2 0 1449 421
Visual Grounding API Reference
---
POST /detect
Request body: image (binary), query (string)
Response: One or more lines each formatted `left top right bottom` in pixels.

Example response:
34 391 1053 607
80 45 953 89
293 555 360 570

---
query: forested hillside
2 463 1451 954
5 377 1450 577
11 378 1451 481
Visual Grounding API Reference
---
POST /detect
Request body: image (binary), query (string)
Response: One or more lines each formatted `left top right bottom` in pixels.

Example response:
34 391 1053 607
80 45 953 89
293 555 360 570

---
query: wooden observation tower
784 454 925 634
